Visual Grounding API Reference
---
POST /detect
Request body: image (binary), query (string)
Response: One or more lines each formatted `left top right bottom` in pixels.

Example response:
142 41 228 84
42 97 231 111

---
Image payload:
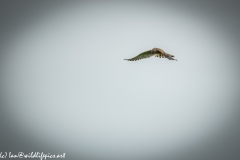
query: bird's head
151 48 158 53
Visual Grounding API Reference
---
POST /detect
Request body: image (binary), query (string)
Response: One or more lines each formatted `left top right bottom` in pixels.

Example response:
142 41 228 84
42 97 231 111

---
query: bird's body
124 48 177 61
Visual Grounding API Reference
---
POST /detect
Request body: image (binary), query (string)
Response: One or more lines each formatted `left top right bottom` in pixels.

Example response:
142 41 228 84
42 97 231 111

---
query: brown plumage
124 48 177 61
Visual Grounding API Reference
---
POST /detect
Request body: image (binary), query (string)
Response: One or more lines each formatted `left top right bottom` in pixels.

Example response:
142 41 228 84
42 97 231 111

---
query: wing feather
124 50 154 61
155 53 165 58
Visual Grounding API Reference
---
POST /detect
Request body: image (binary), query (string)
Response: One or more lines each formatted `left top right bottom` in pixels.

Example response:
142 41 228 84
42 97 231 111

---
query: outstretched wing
124 50 153 61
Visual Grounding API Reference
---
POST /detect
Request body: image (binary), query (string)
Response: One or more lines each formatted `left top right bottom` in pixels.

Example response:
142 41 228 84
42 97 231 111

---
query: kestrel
124 48 177 61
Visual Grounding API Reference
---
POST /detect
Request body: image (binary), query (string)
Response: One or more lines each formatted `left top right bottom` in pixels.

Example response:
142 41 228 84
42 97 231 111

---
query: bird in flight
124 48 177 61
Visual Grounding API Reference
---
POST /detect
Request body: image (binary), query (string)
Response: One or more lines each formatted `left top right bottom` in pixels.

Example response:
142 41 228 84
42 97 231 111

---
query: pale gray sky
0 1 240 160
